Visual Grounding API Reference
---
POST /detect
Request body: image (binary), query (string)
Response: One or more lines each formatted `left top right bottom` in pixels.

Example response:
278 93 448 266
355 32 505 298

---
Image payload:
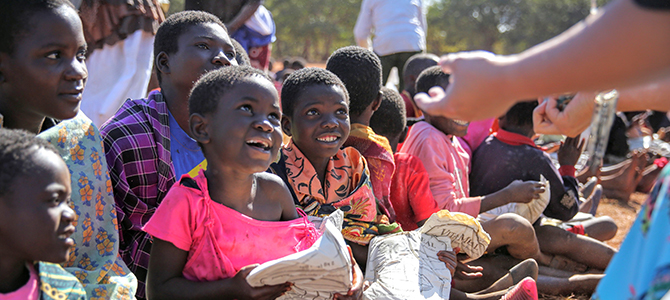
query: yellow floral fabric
39 112 137 299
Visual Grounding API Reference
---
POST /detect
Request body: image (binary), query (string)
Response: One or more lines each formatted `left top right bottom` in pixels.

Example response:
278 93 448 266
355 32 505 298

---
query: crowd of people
0 0 668 299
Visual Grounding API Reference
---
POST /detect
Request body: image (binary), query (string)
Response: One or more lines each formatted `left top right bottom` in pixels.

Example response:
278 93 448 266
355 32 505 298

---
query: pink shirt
457 118 495 159
144 171 319 282
399 122 481 217
0 264 38 300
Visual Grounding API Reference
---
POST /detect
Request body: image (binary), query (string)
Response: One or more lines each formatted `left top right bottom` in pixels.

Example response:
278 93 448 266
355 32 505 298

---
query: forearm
617 74 670 112
479 189 510 213
226 0 262 33
503 0 670 102
148 277 240 300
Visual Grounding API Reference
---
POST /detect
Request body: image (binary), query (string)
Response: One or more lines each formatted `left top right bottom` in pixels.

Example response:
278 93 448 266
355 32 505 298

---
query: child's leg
534 224 616 270
482 214 553 266
536 274 603 295
580 216 618 242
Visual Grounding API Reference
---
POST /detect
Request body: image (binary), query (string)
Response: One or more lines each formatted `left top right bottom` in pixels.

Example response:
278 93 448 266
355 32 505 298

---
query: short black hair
291 57 307 69
231 39 251 66
403 54 439 83
0 128 59 196
280 67 349 118
0 0 74 54
370 87 406 139
503 100 538 129
326 46 381 116
154 10 227 83
189 65 272 117
415 66 450 94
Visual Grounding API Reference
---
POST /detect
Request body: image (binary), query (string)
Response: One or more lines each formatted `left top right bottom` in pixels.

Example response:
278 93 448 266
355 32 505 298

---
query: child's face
283 84 350 163
0 148 75 264
203 76 282 173
165 22 237 92
0 6 87 121
426 114 469 137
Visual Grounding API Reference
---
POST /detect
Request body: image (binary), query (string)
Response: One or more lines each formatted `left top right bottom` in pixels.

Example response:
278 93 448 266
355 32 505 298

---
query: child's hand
436 250 458 278
334 246 365 300
504 180 546 204
557 137 585 167
233 264 292 300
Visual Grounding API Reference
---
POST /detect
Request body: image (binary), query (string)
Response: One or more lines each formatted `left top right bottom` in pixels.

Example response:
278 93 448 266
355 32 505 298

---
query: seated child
370 87 439 231
326 46 397 223
0 129 85 299
144 66 363 299
269 67 401 267
470 101 617 273
100 11 237 296
0 1 137 297
401 53 439 121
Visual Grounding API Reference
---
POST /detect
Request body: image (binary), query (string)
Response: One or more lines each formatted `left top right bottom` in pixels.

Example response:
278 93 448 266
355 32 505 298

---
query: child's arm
147 238 292 300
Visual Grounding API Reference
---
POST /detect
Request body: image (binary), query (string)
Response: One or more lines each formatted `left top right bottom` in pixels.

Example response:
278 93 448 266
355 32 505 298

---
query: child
144 66 362 299
325 46 397 223
0 1 137 298
369 87 439 231
270 67 402 267
400 53 439 121
100 11 237 297
0 128 85 299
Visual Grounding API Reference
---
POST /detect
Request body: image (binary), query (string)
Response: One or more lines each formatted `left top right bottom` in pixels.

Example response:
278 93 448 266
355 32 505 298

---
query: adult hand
557 137 585 167
334 246 365 300
413 51 518 121
533 92 597 137
504 180 546 204
233 264 292 300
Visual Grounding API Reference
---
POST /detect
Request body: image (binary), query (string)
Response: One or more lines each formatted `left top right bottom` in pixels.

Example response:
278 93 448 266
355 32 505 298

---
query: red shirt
390 153 440 231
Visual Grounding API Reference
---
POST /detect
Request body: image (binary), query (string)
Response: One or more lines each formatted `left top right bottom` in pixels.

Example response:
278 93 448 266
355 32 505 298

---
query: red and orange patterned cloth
272 141 400 245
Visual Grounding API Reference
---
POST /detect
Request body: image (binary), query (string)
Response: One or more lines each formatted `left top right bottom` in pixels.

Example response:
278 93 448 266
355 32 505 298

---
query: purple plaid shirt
100 90 175 299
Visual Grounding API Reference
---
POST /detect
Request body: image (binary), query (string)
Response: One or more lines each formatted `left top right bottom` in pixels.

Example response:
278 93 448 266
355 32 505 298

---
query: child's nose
321 114 339 128
212 51 236 67
60 201 75 223
254 118 274 132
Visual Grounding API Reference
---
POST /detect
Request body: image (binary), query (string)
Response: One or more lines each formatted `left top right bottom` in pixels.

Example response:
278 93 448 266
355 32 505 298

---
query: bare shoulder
254 172 298 220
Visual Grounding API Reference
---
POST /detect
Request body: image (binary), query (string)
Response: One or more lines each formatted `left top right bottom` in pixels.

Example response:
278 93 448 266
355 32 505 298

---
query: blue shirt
168 111 205 178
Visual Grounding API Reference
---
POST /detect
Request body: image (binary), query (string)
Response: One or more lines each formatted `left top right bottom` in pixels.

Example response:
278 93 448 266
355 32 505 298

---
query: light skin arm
534 74 670 136
353 0 373 49
415 0 670 121
225 0 262 33
146 238 291 300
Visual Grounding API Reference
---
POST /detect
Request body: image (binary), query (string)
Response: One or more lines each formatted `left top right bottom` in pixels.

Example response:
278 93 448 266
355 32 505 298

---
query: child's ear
155 52 171 76
371 92 382 112
281 116 292 137
190 113 210 144
399 126 409 144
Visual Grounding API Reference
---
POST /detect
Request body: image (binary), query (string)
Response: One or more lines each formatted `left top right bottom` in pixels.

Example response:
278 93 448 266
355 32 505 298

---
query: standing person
78 0 165 127
186 0 275 72
353 0 426 90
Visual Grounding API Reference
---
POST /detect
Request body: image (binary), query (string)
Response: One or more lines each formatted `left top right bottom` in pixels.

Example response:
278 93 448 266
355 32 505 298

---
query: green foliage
165 0 612 61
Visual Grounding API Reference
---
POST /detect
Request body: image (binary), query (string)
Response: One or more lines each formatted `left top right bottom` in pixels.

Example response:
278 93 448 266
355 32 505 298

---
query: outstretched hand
557 137 585 167
413 51 518 121
533 92 597 137
233 264 292 300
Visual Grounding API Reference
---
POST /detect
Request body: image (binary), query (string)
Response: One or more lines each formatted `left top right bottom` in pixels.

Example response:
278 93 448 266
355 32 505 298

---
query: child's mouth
316 135 339 143
453 119 469 126
246 139 272 151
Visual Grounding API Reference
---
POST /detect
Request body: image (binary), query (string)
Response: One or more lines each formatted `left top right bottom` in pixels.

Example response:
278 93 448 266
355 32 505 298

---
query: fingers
237 264 260 279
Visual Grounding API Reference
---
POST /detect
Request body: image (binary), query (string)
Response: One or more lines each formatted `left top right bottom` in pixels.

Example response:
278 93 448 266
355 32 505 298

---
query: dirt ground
539 192 648 300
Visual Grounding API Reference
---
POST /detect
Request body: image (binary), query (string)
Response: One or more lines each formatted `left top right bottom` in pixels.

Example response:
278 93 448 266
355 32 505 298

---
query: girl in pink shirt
144 66 363 299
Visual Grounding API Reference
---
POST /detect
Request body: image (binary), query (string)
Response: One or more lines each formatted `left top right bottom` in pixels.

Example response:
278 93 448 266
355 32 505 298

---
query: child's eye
76 51 87 62
306 109 319 116
46 52 61 60
269 112 280 121
336 108 348 115
240 105 252 112
196 43 209 50
225 51 236 59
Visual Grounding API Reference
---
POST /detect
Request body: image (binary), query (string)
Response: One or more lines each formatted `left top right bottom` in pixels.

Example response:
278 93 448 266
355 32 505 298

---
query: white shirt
353 0 426 56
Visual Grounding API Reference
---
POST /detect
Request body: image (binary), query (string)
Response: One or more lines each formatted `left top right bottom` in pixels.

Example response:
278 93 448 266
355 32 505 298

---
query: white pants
81 30 155 127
